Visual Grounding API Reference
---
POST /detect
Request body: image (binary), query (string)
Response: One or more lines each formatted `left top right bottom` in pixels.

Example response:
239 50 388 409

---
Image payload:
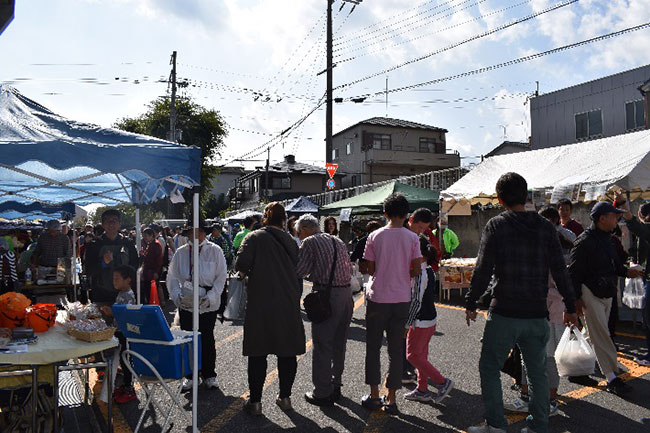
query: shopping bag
223 277 247 320
554 326 596 377
622 277 645 309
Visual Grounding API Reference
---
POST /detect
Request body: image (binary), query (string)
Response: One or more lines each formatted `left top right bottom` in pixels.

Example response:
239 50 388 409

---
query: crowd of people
2 170 649 432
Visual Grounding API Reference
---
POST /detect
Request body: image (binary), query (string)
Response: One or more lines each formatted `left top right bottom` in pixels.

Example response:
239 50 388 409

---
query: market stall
440 129 650 317
285 195 319 216
319 180 440 216
439 257 476 300
0 84 204 432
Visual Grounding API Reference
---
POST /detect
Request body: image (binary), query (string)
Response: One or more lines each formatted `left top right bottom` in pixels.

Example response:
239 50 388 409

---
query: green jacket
433 227 460 255
232 228 252 250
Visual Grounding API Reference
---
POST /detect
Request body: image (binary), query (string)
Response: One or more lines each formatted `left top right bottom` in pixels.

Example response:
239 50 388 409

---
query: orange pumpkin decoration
25 304 57 333
0 292 31 329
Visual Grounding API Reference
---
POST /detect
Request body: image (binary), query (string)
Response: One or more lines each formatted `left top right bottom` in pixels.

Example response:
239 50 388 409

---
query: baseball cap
590 201 625 221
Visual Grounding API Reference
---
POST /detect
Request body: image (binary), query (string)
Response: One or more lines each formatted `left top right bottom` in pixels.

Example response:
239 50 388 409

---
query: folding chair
112 305 201 433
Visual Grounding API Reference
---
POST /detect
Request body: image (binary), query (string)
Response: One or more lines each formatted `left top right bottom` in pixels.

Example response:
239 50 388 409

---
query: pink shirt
363 226 422 303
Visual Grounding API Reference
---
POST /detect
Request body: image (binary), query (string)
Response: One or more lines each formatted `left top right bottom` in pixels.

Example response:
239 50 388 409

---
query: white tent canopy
442 129 650 204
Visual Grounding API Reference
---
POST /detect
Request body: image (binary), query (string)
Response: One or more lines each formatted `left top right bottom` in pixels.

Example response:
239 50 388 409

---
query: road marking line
203 293 365 432
504 355 650 425
615 331 646 340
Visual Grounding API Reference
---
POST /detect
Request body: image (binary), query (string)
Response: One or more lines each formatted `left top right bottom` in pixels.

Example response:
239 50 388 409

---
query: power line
336 0 531 63
337 0 578 90
334 0 459 44
340 21 650 101
334 0 485 53
217 94 326 167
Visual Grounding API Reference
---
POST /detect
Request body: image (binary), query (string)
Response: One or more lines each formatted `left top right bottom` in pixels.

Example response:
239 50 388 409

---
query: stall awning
285 196 319 214
0 201 76 220
0 85 201 205
320 181 440 216
442 129 650 204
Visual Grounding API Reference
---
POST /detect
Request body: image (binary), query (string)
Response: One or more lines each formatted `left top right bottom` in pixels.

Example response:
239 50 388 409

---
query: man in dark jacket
621 200 650 366
568 201 643 396
84 209 139 304
465 172 577 433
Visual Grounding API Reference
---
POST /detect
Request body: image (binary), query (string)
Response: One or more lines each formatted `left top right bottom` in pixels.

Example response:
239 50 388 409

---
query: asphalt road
92 284 650 433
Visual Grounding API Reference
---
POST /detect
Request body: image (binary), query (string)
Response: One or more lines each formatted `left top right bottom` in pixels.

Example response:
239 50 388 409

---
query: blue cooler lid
112 304 173 341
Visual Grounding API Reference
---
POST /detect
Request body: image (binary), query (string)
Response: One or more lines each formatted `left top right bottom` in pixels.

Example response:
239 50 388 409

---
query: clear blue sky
1 0 648 168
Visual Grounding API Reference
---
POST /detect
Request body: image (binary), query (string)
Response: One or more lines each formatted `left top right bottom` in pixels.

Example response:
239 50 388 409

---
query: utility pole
325 0 333 163
169 51 178 142
265 147 270 200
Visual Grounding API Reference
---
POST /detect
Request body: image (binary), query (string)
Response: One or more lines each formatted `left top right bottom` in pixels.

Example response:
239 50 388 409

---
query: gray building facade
530 64 650 149
331 117 460 188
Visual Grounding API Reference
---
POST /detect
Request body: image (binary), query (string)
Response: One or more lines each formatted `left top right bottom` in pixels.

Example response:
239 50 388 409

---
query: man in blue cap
568 201 644 396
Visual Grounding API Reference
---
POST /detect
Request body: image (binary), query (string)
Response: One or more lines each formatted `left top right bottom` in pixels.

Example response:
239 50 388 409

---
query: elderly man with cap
167 219 227 391
618 199 650 367
32 220 72 270
568 201 644 396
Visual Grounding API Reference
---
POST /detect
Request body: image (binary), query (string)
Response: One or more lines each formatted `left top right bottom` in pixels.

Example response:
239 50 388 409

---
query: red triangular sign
326 163 338 178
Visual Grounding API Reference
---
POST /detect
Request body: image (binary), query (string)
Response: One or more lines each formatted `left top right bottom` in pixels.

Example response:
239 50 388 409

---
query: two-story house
331 117 460 188
530 64 650 149
228 155 344 209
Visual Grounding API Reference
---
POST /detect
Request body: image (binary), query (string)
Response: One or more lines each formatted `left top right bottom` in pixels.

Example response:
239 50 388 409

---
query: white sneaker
181 377 202 391
204 377 219 389
504 396 529 413
521 428 537 433
468 425 507 433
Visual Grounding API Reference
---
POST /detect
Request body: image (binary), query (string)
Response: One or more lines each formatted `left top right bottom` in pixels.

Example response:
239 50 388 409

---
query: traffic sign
326 179 336 189
326 163 338 179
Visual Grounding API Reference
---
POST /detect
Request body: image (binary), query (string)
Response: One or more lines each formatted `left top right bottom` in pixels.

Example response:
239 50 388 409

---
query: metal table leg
31 365 38 432
54 362 60 433
107 355 113 433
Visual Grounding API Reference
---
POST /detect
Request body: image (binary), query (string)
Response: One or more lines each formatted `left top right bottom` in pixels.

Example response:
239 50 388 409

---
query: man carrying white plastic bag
568 201 644 396
554 327 597 377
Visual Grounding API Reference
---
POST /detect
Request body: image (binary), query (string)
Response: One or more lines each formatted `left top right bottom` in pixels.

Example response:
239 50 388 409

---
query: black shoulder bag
303 238 337 324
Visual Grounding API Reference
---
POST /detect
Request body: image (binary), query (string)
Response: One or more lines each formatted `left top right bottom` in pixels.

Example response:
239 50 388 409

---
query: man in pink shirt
362 193 422 413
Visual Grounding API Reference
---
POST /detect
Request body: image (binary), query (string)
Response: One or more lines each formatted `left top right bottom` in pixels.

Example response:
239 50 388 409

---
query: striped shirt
297 232 351 287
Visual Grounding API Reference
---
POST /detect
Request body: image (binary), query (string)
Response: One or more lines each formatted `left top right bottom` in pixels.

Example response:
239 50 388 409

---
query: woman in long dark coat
234 202 306 415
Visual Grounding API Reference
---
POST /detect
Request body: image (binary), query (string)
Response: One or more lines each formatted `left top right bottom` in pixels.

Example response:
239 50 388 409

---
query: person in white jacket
167 220 227 390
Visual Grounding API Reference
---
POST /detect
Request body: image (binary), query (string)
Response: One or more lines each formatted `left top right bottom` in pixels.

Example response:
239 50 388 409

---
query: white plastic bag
554 326 597 377
224 277 247 320
622 277 646 309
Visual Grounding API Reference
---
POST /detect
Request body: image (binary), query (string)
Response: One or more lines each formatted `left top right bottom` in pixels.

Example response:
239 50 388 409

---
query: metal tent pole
192 192 199 433
135 207 142 303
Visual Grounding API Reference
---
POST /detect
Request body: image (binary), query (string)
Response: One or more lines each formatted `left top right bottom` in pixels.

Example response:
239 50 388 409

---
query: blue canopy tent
0 85 204 432
0 201 75 220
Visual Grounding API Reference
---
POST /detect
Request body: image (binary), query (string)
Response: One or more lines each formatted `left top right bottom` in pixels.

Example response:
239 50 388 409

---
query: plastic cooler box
112 304 201 379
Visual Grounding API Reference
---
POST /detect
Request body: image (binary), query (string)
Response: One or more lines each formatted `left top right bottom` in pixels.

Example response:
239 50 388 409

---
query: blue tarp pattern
0 85 201 205
0 201 75 220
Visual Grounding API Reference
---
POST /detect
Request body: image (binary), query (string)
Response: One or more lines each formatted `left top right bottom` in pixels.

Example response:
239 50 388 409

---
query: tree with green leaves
114 96 227 210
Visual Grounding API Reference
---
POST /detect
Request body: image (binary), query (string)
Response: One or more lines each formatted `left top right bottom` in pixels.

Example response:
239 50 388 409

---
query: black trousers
179 310 218 379
248 355 297 403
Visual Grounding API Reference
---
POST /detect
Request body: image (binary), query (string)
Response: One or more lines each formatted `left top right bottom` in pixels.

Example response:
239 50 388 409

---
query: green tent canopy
320 181 440 216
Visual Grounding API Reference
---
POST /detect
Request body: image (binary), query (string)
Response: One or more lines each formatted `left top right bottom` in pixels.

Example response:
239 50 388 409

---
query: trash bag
622 277 645 309
223 277 247 320
554 326 597 377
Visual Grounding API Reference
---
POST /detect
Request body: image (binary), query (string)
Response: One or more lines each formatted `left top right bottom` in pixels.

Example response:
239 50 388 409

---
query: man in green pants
465 172 577 433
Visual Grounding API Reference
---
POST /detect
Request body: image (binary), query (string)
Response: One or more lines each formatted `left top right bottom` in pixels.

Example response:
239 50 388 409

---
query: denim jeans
479 313 550 433
642 280 650 359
